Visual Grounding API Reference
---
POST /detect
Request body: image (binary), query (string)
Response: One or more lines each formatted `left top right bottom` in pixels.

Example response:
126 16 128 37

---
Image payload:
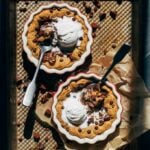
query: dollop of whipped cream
64 93 87 125
54 16 83 48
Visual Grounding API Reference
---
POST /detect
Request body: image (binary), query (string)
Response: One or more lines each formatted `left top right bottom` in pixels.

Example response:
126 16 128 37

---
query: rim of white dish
22 3 93 74
52 73 122 144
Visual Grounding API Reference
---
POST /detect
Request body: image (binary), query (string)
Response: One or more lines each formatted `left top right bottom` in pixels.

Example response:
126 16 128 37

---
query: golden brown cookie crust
27 7 89 70
56 78 118 139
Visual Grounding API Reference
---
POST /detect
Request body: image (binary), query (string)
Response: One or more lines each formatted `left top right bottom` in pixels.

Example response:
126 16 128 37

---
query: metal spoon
23 45 53 106
88 43 131 89
100 43 131 83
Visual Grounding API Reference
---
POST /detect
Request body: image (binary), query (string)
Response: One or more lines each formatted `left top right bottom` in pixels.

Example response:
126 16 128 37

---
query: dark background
0 0 150 150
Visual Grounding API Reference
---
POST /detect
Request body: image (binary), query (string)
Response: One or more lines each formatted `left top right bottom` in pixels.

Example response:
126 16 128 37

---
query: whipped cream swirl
54 16 83 48
64 92 87 125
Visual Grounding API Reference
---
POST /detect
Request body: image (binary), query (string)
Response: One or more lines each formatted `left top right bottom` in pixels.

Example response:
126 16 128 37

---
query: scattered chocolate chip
44 136 49 142
85 4 91 14
17 100 21 106
16 76 23 86
18 137 23 142
110 11 117 20
78 128 82 132
104 115 110 121
33 132 40 142
94 7 98 12
25 1 29 5
83 1 86 6
87 130 91 134
66 11 71 15
38 143 45 150
95 121 98 125
99 120 104 126
112 44 117 49
19 8 27 12
17 122 21 127
44 109 51 118
96 3 101 8
35 0 38 4
61 106 64 109
99 13 106 21
74 0 80 3
89 12 93 18
88 117 94 125
95 126 99 130
91 22 99 32
92 32 96 38
116 0 123 5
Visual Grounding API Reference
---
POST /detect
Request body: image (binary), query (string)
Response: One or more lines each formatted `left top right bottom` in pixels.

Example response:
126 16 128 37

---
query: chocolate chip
33 132 40 142
99 120 104 126
96 3 101 8
35 0 38 4
89 12 93 18
25 1 29 5
83 1 86 6
16 76 23 86
88 117 94 125
17 122 21 127
95 121 98 125
99 13 106 21
95 126 99 130
50 9 53 13
17 100 21 106
61 106 64 109
112 44 117 49
78 128 82 132
110 11 117 20
92 32 96 38
44 136 49 142
66 11 71 15
38 143 45 150
44 109 51 118
87 130 91 134
74 0 80 3
18 137 23 142
19 8 27 12
104 115 110 121
94 7 98 12
91 22 99 32
116 0 123 5
85 4 91 14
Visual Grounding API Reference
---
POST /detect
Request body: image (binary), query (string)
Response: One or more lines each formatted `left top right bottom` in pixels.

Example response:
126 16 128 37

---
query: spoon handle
23 52 44 106
101 43 131 83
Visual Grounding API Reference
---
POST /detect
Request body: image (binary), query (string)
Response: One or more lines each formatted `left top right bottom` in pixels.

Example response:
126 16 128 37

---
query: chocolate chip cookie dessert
25 5 92 70
53 74 121 141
